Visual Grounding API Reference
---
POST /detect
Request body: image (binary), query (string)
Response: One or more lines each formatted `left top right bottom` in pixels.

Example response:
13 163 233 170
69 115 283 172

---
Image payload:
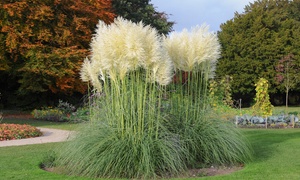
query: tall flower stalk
80 17 173 139
163 25 251 166
56 17 186 179
163 25 220 127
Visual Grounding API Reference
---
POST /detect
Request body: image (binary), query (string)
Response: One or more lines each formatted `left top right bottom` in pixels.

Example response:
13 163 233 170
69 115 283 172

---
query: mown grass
272 106 300 115
242 106 300 115
1 119 300 179
1 118 82 131
0 143 93 180
195 128 300 180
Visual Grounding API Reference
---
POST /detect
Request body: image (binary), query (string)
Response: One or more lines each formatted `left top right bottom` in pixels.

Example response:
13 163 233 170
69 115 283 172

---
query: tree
111 0 174 35
216 0 300 105
0 0 115 107
252 78 273 128
275 54 299 109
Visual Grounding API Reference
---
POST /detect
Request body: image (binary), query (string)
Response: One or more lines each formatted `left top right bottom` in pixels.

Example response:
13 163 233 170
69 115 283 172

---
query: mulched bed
2 114 33 119
43 165 243 179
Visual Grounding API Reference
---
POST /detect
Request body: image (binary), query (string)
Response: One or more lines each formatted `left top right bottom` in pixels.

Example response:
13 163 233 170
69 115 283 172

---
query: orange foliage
1 0 115 95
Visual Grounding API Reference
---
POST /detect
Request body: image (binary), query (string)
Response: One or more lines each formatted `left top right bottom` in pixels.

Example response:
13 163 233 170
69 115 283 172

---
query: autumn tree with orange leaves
0 0 115 107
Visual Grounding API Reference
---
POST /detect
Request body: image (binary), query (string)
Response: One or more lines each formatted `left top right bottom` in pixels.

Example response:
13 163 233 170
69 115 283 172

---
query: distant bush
0 124 42 141
32 108 64 122
57 100 76 114
64 107 90 123
32 100 89 123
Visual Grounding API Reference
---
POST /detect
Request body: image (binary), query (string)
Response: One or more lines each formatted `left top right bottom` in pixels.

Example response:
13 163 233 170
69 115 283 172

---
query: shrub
0 124 42 141
65 107 90 123
209 75 234 108
252 78 273 117
32 100 84 122
32 108 64 122
57 100 76 114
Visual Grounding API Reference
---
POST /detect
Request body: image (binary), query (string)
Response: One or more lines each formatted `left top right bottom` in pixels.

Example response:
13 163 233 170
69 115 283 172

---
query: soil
182 165 243 178
43 165 243 179
3 114 33 119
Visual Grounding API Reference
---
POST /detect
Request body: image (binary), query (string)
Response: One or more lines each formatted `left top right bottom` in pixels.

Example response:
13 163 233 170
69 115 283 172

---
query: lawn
242 106 300 115
0 117 93 180
199 128 300 180
272 106 300 114
1 117 300 179
1 117 82 131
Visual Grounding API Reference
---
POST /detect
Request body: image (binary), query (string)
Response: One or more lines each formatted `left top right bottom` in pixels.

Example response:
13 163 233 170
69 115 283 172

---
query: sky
151 0 256 32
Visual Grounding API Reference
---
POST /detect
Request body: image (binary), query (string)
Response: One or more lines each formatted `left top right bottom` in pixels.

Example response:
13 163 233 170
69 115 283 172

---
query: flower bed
0 124 42 141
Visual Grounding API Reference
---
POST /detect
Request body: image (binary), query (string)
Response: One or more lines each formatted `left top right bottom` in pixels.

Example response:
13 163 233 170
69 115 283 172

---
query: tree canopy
0 0 175 108
112 0 174 35
0 0 115 107
216 0 300 105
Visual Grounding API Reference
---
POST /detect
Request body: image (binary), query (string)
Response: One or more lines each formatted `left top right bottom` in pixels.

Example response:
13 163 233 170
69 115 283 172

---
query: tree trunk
286 87 289 114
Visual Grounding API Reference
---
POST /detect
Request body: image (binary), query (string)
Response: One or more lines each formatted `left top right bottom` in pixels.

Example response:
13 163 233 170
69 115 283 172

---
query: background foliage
216 0 300 106
0 0 173 109
112 0 174 35
0 0 115 108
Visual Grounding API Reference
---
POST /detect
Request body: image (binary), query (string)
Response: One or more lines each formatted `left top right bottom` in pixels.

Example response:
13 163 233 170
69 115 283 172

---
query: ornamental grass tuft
49 18 253 179
53 122 188 179
163 25 252 168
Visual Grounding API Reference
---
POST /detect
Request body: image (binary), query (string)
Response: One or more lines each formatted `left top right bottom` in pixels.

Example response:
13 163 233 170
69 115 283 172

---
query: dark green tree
216 0 300 105
112 0 174 35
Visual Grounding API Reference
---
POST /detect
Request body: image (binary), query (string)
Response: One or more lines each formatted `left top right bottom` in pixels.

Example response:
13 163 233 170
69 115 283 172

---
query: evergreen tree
112 0 174 35
216 0 300 105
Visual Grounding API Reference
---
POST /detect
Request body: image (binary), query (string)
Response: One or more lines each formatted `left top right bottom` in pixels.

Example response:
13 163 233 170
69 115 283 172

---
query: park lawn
1 117 82 131
196 128 300 180
0 143 92 180
242 106 300 115
1 118 300 179
272 106 300 114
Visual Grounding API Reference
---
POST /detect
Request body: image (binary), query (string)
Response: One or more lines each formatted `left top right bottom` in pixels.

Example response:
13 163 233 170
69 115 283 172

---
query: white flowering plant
50 18 252 179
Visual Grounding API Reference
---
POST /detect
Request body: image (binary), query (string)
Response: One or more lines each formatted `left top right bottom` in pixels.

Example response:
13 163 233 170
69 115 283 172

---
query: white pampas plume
81 16 173 89
149 48 174 85
164 24 220 75
80 58 103 92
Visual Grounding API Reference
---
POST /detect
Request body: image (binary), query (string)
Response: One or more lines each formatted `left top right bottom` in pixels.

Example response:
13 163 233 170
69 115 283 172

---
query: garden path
0 128 73 147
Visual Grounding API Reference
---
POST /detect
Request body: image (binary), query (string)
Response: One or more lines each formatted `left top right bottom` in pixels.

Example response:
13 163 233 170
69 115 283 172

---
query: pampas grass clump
163 25 252 167
49 19 252 179
53 17 187 179
53 123 188 179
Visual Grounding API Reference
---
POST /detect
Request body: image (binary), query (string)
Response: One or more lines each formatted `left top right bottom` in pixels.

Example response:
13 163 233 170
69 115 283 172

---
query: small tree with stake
275 54 299 112
252 78 273 129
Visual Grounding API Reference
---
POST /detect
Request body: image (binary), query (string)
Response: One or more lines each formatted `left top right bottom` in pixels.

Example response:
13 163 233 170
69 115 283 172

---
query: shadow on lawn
1 116 80 130
244 129 300 162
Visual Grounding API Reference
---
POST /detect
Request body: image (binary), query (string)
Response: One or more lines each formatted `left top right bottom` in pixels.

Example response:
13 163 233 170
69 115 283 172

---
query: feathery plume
164 24 220 75
81 17 173 89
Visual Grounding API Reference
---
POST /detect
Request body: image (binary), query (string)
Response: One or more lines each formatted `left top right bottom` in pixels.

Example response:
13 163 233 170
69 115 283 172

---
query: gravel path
0 127 74 147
